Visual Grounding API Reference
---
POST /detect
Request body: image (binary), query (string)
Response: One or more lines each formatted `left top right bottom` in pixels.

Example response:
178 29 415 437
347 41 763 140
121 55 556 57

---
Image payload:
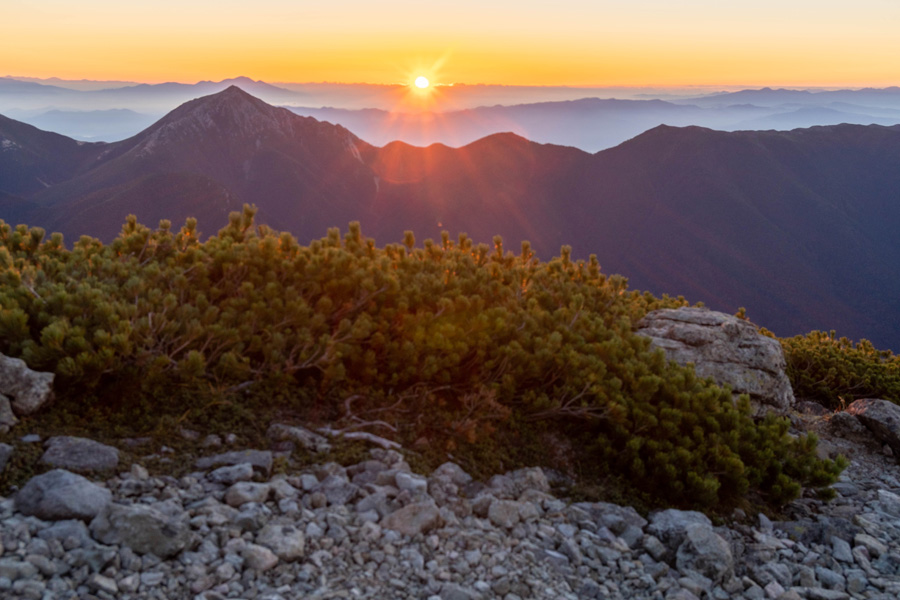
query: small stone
764 581 785 599
440 582 476 600
225 481 271 507
24 555 55 577
396 471 428 494
488 499 521 529
831 537 854 563
119 574 140 593
256 523 305 561
208 463 254 485
845 570 867 594
381 501 443 536
539 548 570 569
0 559 38 581
269 478 299 500
644 535 668 562
243 543 279 571
853 533 887 557
130 463 149 480
195 450 273 477
815 566 846 590
87 573 118 595
431 462 473 486
308 491 327 509
141 571 166 587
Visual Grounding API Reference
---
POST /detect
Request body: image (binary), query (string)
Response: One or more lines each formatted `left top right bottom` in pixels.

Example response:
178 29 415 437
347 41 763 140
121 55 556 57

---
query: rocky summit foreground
2 405 900 600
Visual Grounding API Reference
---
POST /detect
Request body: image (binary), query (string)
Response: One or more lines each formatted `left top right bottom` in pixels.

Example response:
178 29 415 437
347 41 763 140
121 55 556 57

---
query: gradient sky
5 0 900 87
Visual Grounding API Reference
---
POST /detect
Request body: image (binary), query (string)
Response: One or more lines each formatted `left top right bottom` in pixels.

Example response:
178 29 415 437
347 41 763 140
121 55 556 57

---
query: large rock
41 436 120 472
635 307 794 412
647 509 713 555
15 469 111 522
845 399 900 456
0 353 54 415
90 502 191 558
675 523 734 584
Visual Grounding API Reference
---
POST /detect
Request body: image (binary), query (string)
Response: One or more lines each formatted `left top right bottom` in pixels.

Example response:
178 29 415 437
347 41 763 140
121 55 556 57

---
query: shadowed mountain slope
2 88 900 348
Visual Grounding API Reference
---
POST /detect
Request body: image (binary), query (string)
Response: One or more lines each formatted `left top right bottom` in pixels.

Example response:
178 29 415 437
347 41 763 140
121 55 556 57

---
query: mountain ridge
2 87 900 349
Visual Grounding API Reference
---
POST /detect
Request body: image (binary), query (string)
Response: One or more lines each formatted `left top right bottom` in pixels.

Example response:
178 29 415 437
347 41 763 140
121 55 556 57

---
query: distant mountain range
678 86 900 109
287 99 900 152
2 86 900 350
4 76 900 150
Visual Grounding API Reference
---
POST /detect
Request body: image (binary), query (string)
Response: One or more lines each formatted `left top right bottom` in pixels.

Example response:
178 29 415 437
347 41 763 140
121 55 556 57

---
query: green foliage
782 330 900 409
0 208 843 510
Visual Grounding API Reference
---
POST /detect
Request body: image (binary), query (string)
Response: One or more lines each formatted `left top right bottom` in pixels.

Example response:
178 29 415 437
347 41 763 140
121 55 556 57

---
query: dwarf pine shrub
0 207 844 509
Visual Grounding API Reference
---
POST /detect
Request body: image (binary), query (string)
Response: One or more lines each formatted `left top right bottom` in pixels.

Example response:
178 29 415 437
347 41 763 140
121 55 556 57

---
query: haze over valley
4 75 900 149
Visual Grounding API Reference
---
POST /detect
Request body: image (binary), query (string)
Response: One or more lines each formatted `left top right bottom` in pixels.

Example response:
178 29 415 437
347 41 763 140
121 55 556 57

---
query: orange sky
4 1 899 87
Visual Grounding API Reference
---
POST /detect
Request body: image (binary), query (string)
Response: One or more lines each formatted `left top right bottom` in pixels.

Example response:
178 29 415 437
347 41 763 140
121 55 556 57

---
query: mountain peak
130 86 302 155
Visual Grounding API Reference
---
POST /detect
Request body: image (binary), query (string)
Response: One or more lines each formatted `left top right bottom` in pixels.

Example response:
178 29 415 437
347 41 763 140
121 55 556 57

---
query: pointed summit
133 85 302 151
28 88 377 245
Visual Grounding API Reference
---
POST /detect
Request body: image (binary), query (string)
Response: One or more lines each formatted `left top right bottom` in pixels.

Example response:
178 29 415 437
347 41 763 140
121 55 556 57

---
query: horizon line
4 74 899 92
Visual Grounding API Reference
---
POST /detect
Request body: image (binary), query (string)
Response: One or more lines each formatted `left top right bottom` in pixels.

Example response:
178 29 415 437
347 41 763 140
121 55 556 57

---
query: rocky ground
1 408 899 600
2 310 900 600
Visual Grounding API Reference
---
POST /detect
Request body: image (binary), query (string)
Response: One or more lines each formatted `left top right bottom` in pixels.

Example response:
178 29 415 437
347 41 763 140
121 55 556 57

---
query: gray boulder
647 509 713 559
675 523 734 583
845 399 900 456
15 469 111 522
90 502 191 558
0 353 54 415
41 436 119 472
635 307 794 412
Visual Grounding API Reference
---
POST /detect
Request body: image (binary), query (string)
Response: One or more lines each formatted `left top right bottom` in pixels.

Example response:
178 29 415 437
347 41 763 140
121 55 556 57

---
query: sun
414 76 430 89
